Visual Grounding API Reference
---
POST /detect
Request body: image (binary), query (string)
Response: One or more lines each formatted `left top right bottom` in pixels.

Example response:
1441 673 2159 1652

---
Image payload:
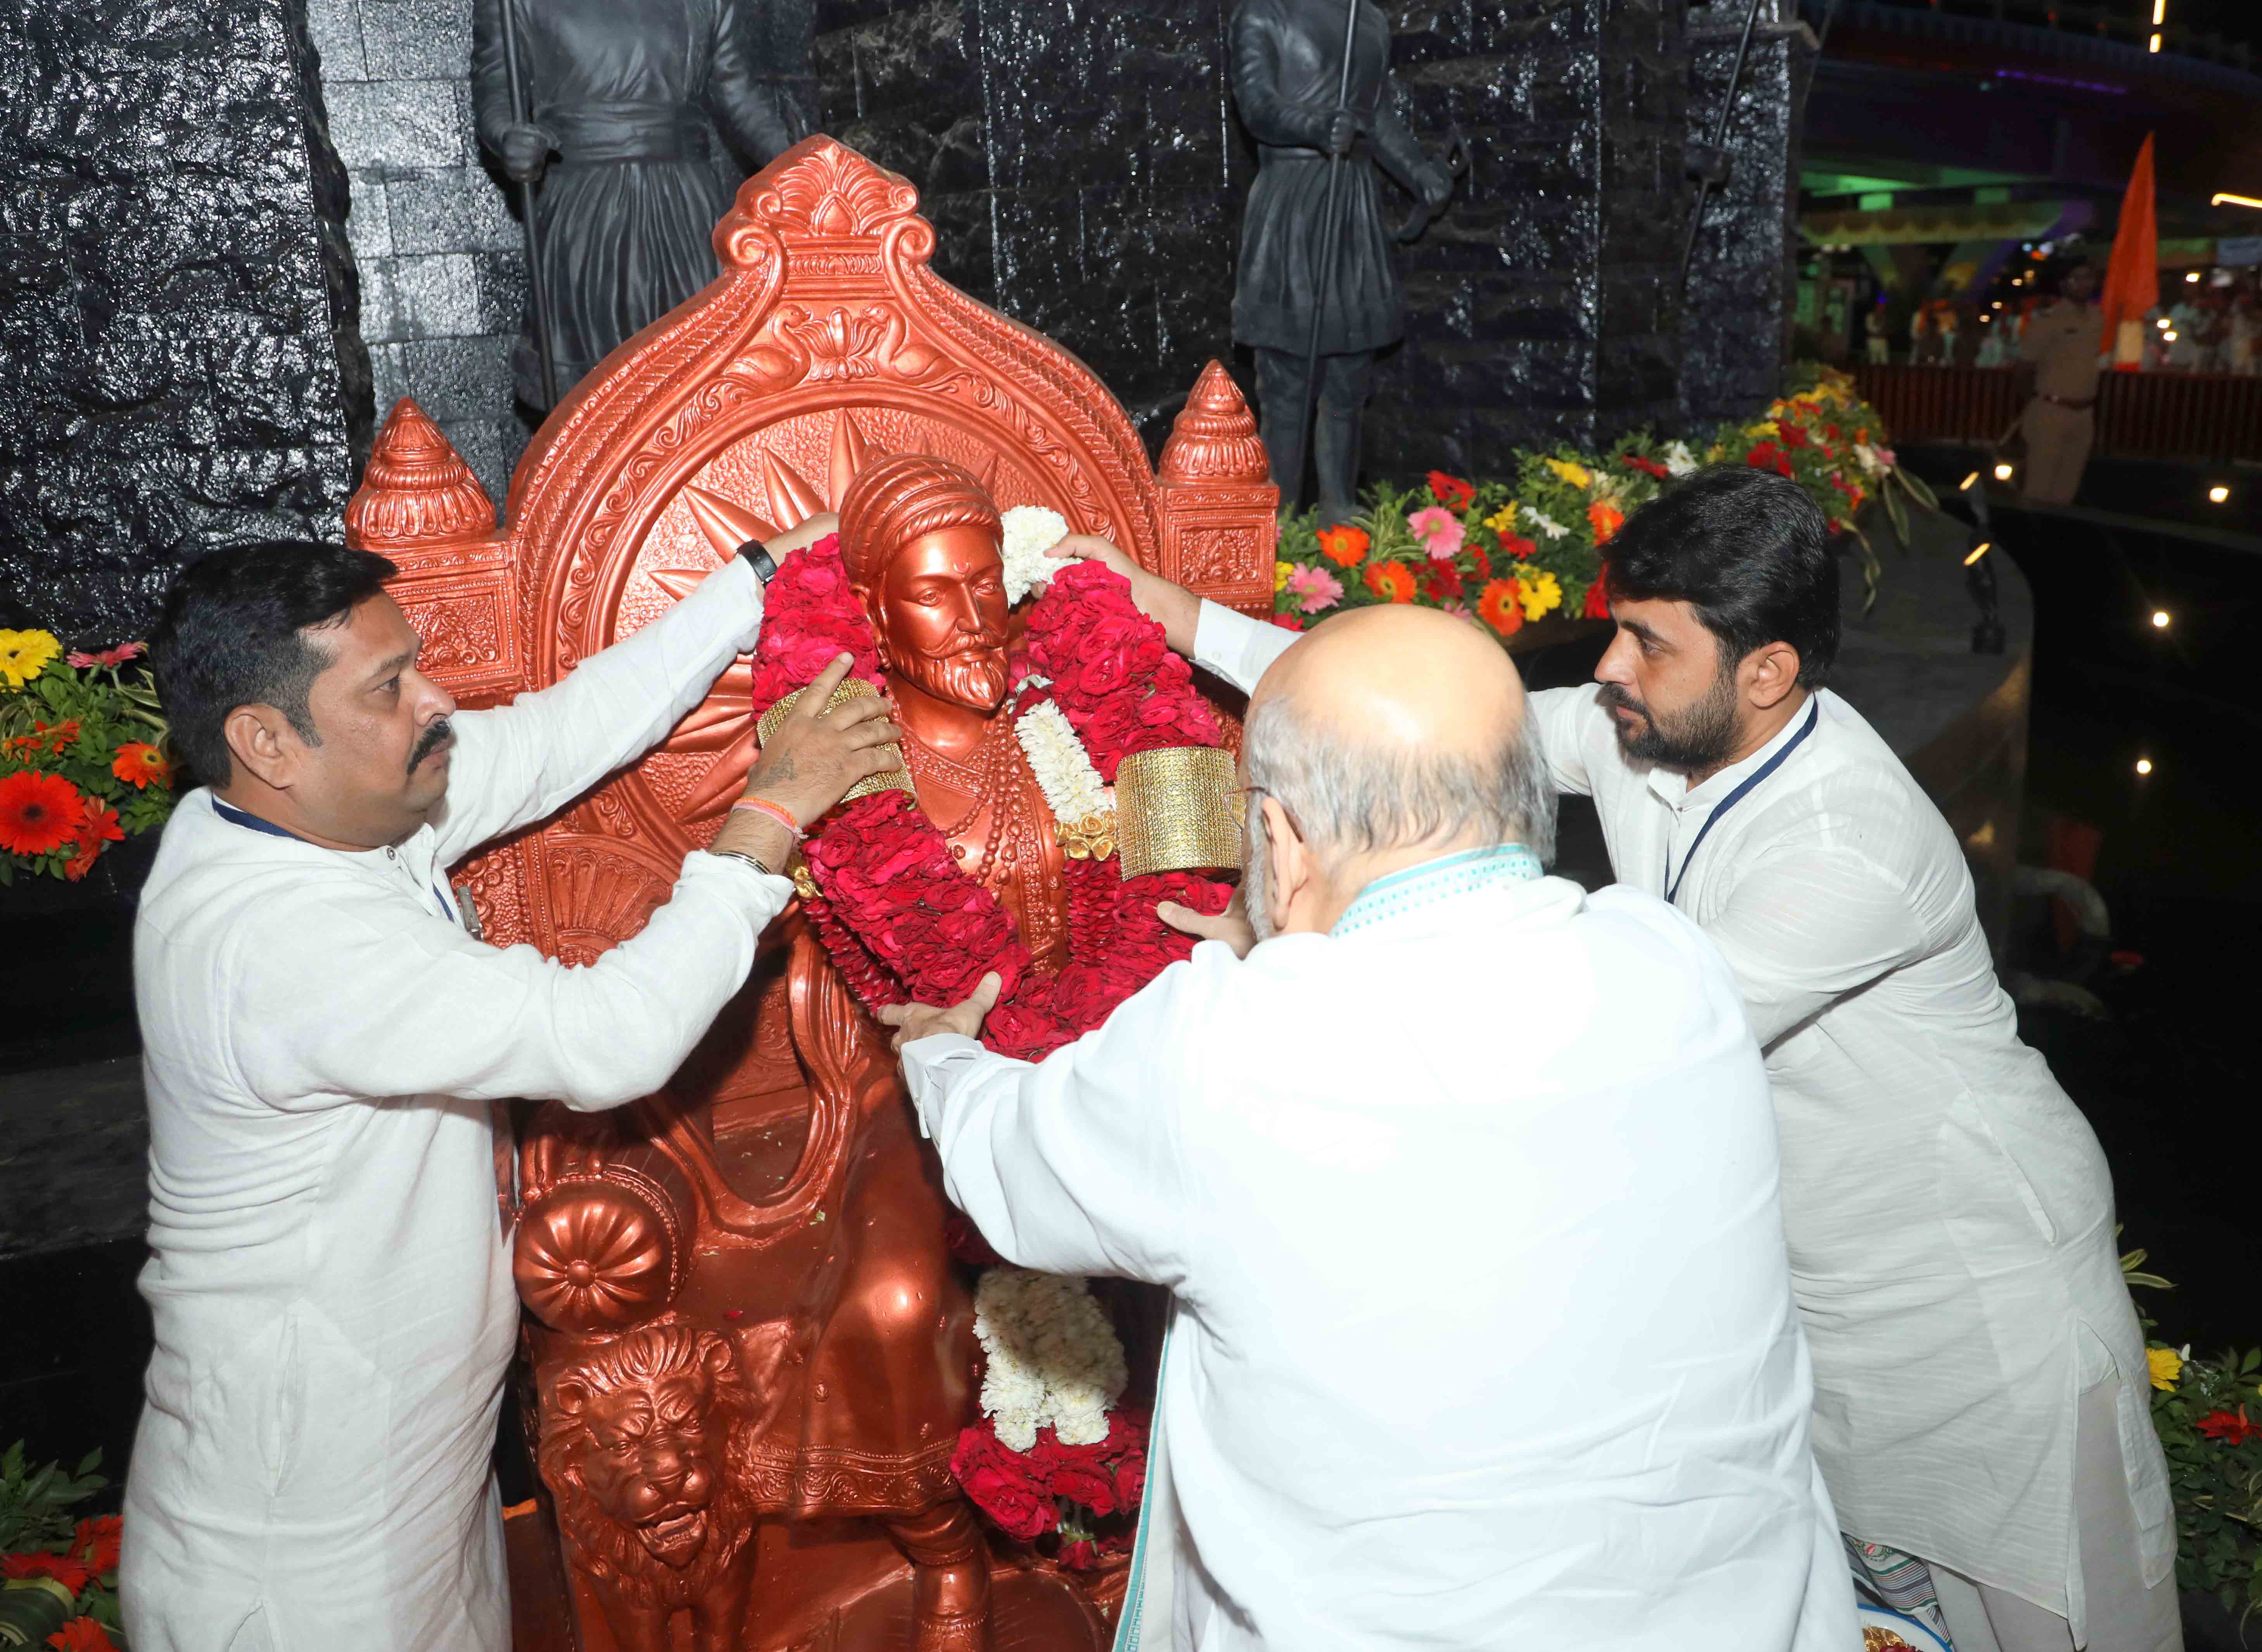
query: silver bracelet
707 847 778 878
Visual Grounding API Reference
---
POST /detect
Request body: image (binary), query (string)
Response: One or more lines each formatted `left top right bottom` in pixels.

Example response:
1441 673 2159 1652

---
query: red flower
1419 562 1464 602
46 1618 117 1652
1496 533 1537 563
951 1425 1057 1540
1467 544 1491 579
1426 471 1475 510
66 642 143 669
0 770 86 856
1621 454 1670 479
67 800 125 879
1584 570 1612 619
1364 562 1416 604
71 1514 122 1576
1268 613 1305 631
111 741 172 790
1777 421 1809 450
2197 1407 2261 1446
1746 443 1794 479
3 1551 94 1592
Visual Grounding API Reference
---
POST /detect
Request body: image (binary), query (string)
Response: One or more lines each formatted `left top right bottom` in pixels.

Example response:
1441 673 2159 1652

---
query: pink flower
66 642 145 669
1405 506 1465 561
1285 565 1343 614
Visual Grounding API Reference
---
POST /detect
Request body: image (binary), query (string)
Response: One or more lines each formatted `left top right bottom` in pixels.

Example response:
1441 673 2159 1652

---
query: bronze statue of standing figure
472 0 807 409
1230 0 1452 524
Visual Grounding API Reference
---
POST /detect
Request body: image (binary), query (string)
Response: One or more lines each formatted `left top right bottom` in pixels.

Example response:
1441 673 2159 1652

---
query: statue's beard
891 638 1010 712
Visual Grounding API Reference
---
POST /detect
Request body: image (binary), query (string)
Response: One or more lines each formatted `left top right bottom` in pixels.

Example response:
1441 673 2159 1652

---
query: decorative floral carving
400 587 506 673
544 843 670 964
346 399 496 549
515 1168 686 1332
1157 361 1270 485
1173 525 1261 585
747 138 920 242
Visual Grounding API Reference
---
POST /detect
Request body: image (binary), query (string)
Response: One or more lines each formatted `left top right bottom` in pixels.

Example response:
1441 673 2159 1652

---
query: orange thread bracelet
732 795 804 838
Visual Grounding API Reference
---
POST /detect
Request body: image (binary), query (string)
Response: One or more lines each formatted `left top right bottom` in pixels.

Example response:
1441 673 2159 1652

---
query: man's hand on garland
879 972 1004 1052
1044 534 1201 658
1160 893 1256 960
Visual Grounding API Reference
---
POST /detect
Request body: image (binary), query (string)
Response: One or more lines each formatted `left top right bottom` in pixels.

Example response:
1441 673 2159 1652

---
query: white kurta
1191 603 2174 1638
122 558 791 1652
903 867 1857 1652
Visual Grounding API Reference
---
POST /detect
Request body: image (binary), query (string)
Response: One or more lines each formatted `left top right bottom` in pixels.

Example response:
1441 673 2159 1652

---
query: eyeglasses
1228 784 1306 842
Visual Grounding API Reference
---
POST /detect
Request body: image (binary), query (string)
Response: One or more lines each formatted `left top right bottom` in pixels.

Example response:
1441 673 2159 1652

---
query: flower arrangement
0 630 175 887
948 1268 1147 1569
2129 1244 2262 1617
1272 366 1935 639
747 526 1234 1065
0 1441 123 1650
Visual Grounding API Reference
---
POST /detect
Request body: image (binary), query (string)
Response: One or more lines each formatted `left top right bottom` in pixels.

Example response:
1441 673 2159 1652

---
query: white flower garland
1663 440 1698 477
973 1266 1128 1450
1012 700 1111 827
1000 504 1075 605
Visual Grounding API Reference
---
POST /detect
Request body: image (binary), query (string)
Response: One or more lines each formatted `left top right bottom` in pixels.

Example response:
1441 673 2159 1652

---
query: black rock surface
0 0 362 645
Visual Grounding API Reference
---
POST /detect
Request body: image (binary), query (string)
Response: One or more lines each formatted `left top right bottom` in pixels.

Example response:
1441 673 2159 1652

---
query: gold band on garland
755 677 916 806
1114 746 1239 878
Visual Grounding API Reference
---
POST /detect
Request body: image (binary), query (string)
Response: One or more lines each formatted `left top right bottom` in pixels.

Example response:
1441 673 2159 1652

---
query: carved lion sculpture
538 1321 782 1652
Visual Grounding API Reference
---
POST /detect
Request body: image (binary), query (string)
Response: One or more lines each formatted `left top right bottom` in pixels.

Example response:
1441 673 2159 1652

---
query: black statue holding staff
1230 0 1452 524
472 0 806 410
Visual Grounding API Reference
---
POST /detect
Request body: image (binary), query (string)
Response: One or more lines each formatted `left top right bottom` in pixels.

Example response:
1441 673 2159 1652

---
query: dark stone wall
0 0 363 644
1682 4 1814 425
1371 0 1693 477
815 0 1244 448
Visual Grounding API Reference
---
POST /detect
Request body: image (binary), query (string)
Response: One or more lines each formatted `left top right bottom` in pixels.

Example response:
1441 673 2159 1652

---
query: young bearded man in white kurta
122 524 899 1651
1119 468 2179 1652
880 605 1857 1652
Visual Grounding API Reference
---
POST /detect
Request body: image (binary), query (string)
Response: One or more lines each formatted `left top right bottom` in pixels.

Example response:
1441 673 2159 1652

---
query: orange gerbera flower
1426 470 1476 511
0 769 86 856
1477 578 1526 637
112 741 173 790
1364 562 1417 604
1587 501 1625 544
1315 524 1369 567
46 1616 118 1652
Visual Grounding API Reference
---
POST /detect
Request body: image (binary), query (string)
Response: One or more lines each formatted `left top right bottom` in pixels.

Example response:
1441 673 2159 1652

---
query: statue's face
869 524 1011 712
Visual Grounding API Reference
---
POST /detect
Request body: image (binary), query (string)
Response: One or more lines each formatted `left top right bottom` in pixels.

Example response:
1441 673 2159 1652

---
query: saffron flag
2100 134 2158 369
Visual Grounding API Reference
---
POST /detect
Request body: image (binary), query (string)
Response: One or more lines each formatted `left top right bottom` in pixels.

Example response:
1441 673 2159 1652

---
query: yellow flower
1544 458 1593 490
2148 1346 2184 1391
1275 560 1293 594
1510 564 1563 621
1484 502 1519 536
0 629 60 689
1746 419 1780 440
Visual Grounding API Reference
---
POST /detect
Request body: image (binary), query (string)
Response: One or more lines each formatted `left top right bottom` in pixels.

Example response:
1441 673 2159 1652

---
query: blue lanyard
214 797 460 924
1663 698 1821 907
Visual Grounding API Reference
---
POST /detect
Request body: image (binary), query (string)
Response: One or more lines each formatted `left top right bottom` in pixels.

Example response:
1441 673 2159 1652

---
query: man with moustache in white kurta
122 520 898 1650
1061 463 2178 1652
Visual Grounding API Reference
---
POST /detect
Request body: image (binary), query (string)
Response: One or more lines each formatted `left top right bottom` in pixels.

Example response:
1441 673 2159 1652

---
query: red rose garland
746 536 1234 1064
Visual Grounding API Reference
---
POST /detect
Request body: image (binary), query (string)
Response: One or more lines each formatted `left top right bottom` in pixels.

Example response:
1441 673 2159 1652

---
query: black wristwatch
739 536 778 585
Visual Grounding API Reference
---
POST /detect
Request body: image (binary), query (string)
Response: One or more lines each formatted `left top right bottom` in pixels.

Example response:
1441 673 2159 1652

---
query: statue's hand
764 511 841 558
1323 109 1360 157
1159 893 1256 960
878 973 1003 1052
496 123 556 184
1417 162 1454 211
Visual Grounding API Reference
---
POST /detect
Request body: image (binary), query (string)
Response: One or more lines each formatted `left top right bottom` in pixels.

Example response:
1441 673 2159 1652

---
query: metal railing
1801 0 2254 73
1851 363 2262 463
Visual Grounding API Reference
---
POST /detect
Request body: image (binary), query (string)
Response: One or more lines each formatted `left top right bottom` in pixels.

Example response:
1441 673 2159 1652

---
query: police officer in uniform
2016 261 2103 506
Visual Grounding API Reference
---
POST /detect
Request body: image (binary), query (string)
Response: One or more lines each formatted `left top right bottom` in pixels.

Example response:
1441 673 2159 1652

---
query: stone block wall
1682 2 1814 425
310 0 527 508
0 0 363 642
1371 0 1695 478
